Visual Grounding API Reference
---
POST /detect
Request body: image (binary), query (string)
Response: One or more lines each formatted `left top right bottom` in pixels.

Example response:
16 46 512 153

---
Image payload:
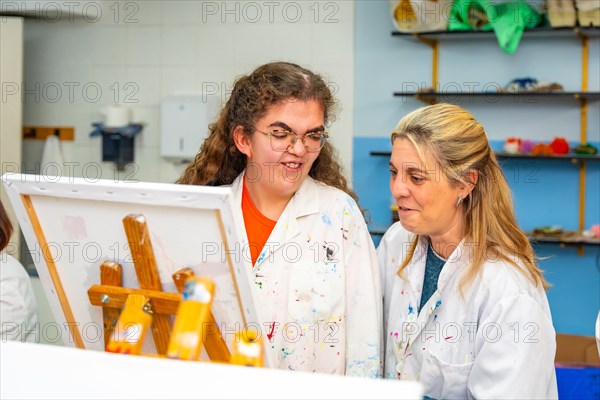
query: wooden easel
87 214 230 361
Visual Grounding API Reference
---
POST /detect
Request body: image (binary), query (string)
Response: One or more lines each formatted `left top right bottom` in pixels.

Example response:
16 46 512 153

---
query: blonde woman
379 104 557 398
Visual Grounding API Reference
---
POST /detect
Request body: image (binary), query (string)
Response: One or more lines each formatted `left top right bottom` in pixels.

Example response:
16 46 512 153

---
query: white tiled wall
18 1 355 332
22 0 356 184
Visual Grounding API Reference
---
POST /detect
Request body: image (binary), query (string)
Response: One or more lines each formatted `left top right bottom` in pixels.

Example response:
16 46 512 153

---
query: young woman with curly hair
178 62 381 377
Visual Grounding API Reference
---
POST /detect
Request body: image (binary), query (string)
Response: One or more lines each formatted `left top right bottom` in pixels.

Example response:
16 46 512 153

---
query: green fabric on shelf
449 0 542 54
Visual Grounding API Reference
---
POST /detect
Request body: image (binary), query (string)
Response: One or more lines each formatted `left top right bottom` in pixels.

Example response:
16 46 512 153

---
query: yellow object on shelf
576 0 600 26
547 0 577 27
230 330 264 367
389 0 451 32
167 277 215 361
106 294 152 355
395 0 417 26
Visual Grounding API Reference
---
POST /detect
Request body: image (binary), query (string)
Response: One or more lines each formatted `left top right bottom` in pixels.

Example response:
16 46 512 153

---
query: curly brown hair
176 62 359 205
0 200 13 252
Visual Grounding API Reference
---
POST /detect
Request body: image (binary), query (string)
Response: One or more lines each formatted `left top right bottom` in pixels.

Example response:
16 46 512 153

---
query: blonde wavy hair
177 62 358 205
391 103 549 291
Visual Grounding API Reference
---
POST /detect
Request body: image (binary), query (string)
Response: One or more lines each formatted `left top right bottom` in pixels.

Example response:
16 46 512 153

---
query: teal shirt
419 244 446 312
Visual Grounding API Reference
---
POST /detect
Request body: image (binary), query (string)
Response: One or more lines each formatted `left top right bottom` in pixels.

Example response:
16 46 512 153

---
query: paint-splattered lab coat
0 253 38 343
229 173 382 377
378 223 558 399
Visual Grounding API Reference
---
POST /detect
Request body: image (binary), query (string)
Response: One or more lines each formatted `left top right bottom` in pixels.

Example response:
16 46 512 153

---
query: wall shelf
391 27 600 40
370 151 391 157
389 25 598 256
370 150 600 160
495 152 600 160
528 236 600 246
368 225 600 247
393 91 600 101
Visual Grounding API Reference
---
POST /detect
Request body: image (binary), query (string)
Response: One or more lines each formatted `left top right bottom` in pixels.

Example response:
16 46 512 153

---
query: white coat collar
406 236 472 292
230 171 321 267
230 171 321 218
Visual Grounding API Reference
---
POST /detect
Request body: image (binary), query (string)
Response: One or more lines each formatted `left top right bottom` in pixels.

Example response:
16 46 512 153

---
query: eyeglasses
257 129 329 153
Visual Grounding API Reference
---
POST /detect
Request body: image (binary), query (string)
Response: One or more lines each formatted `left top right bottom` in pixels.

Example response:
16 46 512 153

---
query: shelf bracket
577 32 590 256
415 35 439 101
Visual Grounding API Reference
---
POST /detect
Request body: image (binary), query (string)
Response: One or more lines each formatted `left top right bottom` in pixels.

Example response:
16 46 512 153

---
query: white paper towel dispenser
160 95 220 160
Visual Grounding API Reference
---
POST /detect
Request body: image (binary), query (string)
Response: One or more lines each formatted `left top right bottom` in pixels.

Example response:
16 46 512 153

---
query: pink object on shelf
521 139 535 153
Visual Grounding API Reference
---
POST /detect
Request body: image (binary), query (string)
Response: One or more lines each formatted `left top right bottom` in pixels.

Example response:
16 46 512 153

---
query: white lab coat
228 173 382 377
1 253 39 343
378 223 558 399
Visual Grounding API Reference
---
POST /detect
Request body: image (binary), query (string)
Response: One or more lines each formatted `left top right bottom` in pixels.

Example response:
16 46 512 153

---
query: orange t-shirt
242 180 277 266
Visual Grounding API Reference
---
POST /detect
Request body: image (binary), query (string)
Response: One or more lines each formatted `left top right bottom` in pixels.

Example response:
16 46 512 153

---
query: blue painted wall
354 1 600 336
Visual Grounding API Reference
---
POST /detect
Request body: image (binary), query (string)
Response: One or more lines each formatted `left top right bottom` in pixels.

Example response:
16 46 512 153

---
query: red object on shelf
550 137 570 154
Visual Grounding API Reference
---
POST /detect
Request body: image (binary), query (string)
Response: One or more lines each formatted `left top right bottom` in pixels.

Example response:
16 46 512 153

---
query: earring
456 196 463 208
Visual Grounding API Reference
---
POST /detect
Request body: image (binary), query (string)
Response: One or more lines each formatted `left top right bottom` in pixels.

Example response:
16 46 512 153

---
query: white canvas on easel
1 173 267 365
1 341 424 399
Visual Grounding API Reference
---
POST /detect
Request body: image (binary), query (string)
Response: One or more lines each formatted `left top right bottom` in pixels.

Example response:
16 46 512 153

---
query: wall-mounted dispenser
90 105 143 171
160 95 220 161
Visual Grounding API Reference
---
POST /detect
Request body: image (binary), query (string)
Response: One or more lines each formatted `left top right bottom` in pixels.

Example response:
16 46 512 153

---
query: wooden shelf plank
370 151 600 160
392 27 600 40
528 236 600 246
393 92 600 101
495 152 600 160
368 226 600 246
369 151 392 157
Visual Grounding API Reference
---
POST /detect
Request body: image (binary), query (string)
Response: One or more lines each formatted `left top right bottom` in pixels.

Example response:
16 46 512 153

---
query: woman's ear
233 125 252 158
464 169 478 194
